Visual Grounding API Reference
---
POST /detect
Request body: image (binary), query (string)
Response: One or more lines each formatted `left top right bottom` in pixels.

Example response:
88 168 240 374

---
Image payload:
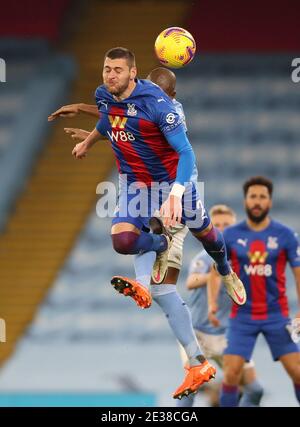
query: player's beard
105 76 130 98
246 206 269 224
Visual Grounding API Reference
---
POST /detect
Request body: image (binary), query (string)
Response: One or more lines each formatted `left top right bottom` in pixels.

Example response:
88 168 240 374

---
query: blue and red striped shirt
95 79 193 187
223 219 300 320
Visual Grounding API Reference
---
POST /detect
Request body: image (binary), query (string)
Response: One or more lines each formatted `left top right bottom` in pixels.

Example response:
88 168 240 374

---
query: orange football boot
173 360 216 399
111 276 152 309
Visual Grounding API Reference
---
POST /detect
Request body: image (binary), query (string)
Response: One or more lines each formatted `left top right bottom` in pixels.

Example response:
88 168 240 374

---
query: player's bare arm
72 127 101 159
207 266 222 327
64 127 90 142
186 272 211 290
48 103 99 121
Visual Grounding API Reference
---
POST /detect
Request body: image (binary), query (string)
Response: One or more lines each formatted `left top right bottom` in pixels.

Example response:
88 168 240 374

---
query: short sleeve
152 96 185 137
285 228 300 268
173 100 187 133
94 85 108 112
95 86 101 107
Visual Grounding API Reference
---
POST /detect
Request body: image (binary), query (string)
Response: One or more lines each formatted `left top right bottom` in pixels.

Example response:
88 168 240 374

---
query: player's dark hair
243 176 273 197
104 47 136 68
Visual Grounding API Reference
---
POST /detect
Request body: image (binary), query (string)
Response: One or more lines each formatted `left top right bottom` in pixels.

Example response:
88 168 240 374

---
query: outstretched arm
48 103 99 121
64 128 91 142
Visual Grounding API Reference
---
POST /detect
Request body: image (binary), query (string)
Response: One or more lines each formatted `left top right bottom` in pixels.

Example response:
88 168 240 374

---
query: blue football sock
151 284 204 366
220 383 239 407
134 251 156 287
198 227 230 276
294 383 300 404
134 231 167 253
239 380 264 407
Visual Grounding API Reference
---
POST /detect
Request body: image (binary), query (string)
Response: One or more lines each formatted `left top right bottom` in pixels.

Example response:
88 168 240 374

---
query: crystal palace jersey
223 219 300 321
95 79 187 186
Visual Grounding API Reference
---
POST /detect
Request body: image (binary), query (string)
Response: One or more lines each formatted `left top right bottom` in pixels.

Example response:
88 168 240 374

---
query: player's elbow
186 273 199 289
179 144 195 161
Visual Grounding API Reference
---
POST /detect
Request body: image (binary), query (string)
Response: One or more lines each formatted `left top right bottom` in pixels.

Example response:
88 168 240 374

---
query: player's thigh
279 352 300 383
162 267 179 284
262 318 300 361
112 178 150 233
111 222 141 234
224 319 259 362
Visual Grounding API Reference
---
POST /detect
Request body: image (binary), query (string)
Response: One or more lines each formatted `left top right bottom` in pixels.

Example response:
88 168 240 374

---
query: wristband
170 183 185 198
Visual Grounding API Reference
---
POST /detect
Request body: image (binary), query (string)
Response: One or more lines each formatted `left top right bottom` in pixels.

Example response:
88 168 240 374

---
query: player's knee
111 231 139 254
224 366 242 385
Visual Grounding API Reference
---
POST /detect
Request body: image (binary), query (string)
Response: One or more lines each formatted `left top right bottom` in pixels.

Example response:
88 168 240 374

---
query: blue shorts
224 316 299 361
112 174 210 232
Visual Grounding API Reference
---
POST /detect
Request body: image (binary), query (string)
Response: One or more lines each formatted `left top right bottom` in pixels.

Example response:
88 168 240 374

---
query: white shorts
179 329 255 369
167 224 188 269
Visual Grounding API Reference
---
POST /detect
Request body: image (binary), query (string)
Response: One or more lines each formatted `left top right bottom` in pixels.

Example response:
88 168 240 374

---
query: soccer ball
154 27 196 69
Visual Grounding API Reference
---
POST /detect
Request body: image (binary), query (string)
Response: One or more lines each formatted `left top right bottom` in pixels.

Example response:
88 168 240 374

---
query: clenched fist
72 141 89 159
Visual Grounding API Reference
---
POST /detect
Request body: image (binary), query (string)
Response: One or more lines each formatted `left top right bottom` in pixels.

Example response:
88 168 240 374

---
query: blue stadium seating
0 39 76 230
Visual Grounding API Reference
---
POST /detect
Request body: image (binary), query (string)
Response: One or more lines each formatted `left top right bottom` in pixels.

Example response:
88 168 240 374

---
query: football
154 27 196 69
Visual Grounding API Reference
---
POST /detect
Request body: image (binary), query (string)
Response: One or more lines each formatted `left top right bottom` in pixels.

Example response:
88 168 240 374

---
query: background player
48 47 247 399
209 176 300 406
178 204 263 407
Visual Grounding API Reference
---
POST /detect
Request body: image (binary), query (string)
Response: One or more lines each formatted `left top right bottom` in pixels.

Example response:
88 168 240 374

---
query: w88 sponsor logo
244 264 272 276
107 130 135 142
